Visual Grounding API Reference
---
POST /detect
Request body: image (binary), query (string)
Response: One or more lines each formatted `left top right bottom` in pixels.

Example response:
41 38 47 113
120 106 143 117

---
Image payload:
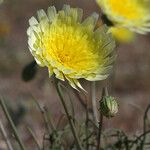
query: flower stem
91 81 98 124
97 113 103 150
86 99 89 150
0 98 26 150
54 81 82 150
97 87 108 150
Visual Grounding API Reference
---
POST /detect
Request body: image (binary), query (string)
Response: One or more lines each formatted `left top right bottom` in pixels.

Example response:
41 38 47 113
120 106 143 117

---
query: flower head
97 0 150 34
27 5 115 90
100 96 118 118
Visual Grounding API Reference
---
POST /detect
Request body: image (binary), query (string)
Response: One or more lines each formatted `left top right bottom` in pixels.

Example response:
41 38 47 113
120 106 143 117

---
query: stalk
91 81 98 124
97 87 108 150
54 80 82 150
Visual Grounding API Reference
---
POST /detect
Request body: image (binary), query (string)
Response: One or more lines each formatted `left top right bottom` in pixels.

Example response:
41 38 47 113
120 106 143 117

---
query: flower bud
100 96 118 118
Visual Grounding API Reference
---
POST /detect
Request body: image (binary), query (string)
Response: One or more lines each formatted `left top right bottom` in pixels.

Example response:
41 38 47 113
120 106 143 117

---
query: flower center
42 23 99 72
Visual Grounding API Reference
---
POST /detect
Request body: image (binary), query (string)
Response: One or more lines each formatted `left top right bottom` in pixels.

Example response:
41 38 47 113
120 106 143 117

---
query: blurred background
0 0 150 149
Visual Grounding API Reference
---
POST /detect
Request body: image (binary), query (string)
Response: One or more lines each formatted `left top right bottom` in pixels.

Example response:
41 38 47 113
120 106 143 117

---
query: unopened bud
100 96 118 118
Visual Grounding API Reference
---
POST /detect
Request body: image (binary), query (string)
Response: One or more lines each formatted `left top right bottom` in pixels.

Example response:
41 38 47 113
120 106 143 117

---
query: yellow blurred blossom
97 0 150 34
109 27 135 43
27 5 116 90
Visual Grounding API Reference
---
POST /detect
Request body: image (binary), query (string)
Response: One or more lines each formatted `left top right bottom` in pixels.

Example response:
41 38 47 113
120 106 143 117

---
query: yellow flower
27 5 115 90
109 27 135 43
97 0 150 34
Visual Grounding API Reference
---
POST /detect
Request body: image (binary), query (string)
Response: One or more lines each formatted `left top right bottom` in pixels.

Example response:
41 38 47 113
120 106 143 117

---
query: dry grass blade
0 98 26 150
0 119 14 150
27 126 41 150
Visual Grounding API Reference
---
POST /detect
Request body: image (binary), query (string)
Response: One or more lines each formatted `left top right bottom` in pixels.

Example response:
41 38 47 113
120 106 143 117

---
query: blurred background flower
108 27 135 43
97 0 150 34
96 0 150 43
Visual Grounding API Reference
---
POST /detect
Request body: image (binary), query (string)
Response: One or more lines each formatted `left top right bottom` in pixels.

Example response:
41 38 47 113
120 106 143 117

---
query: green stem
97 113 103 150
97 87 108 150
59 83 75 121
0 98 26 150
86 100 89 150
54 81 82 150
